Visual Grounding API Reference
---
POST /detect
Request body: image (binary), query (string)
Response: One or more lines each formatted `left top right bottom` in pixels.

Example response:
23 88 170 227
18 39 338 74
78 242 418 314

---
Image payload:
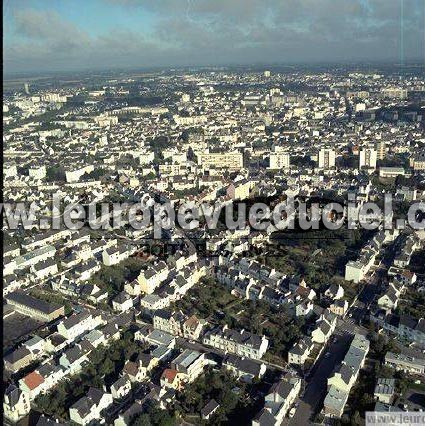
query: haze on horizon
3 0 425 75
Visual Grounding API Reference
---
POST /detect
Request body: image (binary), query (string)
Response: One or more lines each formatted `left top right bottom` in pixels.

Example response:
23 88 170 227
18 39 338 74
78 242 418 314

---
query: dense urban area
3 65 425 426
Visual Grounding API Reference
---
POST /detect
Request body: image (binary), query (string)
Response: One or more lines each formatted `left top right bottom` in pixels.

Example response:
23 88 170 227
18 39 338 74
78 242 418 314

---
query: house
311 315 336 344
124 279 141 296
138 329 176 349
57 311 105 341
322 385 349 418
45 333 68 354
83 329 106 348
222 354 266 382
69 387 113 425
171 350 209 384
114 401 145 426
374 378 395 404
201 399 220 420
80 283 108 304
323 334 369 418
288 337 314 366
3 384 31 422
4 347 34 373
160 368 183 390
24 335 46 357
182 315 206 340
111 376 132 400
377 289 399 311
330 300 349 317
325 284 344 300
252 375 301 425
153 310 185 336
75 259 101 283
295 300 314 318
59 344 90 375
123 353 158 383
32 258 58 280
203 325 269 360
19 370 45 400
140 294 170 313
112 291 134 312
102 245 133 266
138 262 169 294
37 362 67 393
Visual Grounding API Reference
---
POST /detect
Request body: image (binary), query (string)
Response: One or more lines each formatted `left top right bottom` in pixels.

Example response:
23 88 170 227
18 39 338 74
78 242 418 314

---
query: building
203 326 269 360
269 152 290 170
57 311 104 341
69 387 113 425
412 152 425 171
3 384 31 422
222 354 266 383
323 334 369 418
288 337 313 365
330 300 349 317
374 378 395 404
359 148 377 170
4 347 34 373
171 349 208 384
197 152 244 171
318 148 336 169
201 399 220 420
252 375 301 425
385 351 425 375
379 167 405 178
138 262 169 294
5 292 64 322
375 140 386 160
381 87 408 99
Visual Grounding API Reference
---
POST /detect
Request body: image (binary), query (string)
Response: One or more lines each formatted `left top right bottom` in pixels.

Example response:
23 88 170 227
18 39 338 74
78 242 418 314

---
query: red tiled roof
161 368 177 383
23 371 44 390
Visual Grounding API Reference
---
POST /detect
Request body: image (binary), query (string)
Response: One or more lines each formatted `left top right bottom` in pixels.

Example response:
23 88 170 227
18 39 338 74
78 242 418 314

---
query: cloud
4 0 425 73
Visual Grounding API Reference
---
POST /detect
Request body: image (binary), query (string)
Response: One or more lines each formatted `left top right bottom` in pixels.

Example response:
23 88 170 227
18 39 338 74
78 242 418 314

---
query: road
289 332 353 425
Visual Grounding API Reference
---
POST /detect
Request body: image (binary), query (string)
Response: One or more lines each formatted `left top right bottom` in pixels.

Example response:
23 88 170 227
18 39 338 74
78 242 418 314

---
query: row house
153 310 206 341
288 337 314 366
252 375 302 425
57 310 105 342
138 261 169 294
203 325 269 360
323 334 369 418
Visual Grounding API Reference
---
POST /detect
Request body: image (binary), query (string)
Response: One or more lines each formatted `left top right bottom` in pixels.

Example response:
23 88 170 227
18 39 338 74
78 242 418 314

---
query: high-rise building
24 83 30 95
264 70 271 77
375 140 386 160
269 152 290 170
318 148 336 169
359 148 377 170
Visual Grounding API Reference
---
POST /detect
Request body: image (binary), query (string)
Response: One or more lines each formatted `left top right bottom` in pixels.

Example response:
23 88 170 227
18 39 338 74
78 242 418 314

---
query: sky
3 0 425 74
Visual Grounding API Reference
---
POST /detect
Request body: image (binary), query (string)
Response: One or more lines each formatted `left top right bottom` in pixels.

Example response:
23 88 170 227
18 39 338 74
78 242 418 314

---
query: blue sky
3 0 425 74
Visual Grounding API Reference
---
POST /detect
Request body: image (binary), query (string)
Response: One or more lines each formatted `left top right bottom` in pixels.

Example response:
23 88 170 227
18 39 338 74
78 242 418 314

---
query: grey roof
6 291 62 315
223 354 263 376
201 399 220 417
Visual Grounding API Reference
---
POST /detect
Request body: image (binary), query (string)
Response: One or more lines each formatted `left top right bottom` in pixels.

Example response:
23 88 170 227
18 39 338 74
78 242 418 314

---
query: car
289 407 296 418
324 352 330 358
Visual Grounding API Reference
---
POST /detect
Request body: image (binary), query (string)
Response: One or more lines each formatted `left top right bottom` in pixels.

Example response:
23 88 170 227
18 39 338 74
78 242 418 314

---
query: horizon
4 0 425 75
